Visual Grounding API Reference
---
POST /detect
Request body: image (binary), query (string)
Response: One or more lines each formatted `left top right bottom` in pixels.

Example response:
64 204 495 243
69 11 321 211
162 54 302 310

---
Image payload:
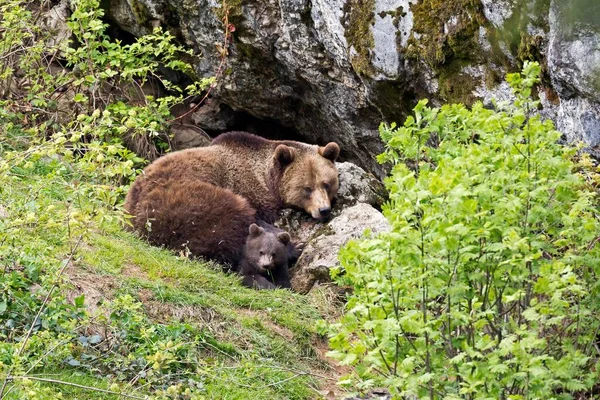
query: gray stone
170 123 212 150
191 99 235 131
371 0 409 79
41 0 72 50
310 0 349 66
335 162 387 209
289 203 391 294
547 0 600 154
548 0 600 100
480 0 513 28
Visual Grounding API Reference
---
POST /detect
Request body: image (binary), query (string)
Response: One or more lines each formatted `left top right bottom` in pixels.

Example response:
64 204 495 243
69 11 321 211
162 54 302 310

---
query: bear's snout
257 254 275 271
318 206 331 217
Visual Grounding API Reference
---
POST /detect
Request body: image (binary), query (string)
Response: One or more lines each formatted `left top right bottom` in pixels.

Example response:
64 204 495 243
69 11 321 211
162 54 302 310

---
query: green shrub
327 62 600 399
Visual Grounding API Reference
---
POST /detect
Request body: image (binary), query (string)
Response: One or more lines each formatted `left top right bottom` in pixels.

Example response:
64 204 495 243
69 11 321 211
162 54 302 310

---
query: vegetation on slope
0 0 340 398
0 156 336 399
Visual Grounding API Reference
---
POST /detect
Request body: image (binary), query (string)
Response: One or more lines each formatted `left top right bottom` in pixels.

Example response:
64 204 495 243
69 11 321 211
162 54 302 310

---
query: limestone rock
41 0 72 50
191 99 235 131
335 162 388 208
170 123 212 150
546 0 600 156
288 203 391 294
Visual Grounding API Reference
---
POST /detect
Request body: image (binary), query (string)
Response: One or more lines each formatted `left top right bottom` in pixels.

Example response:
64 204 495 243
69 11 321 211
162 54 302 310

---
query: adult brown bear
124 131 340 270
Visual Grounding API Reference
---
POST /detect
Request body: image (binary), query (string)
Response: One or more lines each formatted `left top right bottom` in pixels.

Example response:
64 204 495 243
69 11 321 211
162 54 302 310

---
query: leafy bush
327 62 600 398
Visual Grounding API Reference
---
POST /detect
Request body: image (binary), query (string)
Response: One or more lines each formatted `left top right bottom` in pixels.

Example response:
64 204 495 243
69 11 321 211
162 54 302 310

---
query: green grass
0 156 340 399
5 371 123 400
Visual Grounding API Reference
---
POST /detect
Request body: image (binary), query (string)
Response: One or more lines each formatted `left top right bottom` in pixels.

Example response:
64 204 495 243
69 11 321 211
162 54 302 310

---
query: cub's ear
274 145 296 166
249 224 264 237
319 142 340 162
277 232 291 244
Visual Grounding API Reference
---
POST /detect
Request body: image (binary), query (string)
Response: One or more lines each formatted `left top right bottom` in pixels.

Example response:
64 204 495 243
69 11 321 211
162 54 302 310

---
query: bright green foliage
327 62 600 398
1 0 213 162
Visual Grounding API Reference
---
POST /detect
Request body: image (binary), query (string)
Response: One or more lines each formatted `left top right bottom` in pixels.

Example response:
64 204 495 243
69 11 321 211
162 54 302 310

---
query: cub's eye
304 187 312 194
259 251 264 256
323 182 331 190
271 253 276 257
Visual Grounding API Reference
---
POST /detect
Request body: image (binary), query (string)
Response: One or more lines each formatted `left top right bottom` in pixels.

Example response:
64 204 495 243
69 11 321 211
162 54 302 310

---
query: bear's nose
319 207 331 217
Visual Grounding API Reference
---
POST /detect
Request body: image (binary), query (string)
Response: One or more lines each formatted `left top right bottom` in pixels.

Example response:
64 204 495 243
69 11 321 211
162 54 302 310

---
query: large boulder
101 0 600 175
289 202 391 294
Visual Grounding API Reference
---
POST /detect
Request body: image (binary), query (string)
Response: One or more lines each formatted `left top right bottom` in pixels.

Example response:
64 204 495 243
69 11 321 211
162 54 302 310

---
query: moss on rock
403 0 486 104
214 0 245 21
342 0 376 77
129 0 152 26
406 0 486 68
437 60 478 105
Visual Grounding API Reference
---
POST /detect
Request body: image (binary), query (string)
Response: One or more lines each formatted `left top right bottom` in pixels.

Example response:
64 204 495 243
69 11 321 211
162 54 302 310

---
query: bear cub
240 223 301 290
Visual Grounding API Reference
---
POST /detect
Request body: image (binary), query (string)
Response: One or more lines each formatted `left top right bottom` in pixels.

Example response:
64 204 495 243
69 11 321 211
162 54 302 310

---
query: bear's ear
249 224 264 237
319 142 340 162
274 145 296 166
277 232 291 244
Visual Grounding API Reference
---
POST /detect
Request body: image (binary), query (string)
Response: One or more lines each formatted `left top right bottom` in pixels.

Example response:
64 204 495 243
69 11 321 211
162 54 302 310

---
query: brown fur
123 131 339 269
126 131 340 223
126 179 256 267
240 223 292 290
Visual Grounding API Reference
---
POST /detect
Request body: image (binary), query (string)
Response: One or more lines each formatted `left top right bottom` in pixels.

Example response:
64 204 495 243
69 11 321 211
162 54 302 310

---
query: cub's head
276 142 340 220
244 224 290 273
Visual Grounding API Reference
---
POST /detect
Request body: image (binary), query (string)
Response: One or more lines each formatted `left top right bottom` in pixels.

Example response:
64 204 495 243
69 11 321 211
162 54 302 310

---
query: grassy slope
1 158 342 399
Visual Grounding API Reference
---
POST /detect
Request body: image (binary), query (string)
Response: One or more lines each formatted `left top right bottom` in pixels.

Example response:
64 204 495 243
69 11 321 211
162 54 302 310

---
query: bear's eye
304 187 312 195
271 253 276 257
323 182 330 190
259 251 264 256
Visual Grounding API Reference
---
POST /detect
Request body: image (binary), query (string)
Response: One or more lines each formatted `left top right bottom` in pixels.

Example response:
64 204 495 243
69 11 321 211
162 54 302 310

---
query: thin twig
167 2 233 124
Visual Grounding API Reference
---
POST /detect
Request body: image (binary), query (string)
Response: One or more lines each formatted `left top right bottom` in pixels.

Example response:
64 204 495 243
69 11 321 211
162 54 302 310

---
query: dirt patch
140 290 220 325
65 265 117 315
122 262 148 280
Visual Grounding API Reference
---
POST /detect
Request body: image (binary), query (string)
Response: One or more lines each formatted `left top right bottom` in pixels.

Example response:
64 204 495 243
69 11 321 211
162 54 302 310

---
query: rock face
545 0 600 157
274 162 391 293
103 0 600 175
335 161 388 208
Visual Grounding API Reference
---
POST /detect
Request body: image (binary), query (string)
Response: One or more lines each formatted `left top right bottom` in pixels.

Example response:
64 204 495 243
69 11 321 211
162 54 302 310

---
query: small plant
327 62 600 399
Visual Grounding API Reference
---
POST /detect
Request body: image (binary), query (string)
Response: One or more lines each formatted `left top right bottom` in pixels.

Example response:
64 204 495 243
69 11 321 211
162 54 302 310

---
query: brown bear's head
276 142 340 220
244 223 290 273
